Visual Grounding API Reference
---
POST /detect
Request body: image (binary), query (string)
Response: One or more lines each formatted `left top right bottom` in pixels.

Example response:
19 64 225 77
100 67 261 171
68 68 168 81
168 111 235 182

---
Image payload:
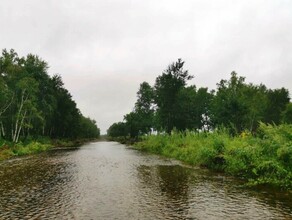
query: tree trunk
13 90 28 142
0 121 5 138
15 110 27 143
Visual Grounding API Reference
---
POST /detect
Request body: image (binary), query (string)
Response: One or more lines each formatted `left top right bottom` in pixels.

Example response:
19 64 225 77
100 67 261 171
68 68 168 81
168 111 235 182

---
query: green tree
282 103 292 124
78 116 100 138
134 82 154 134
240 84 268 132
195 87 214 131
124 112 140 138
211 72 249 134
23 54 56 136
107 122 128 137
154 59 193 133
173 86 197 130
0 49 101 142
51 78 81 138
173 86 213 131
264 88 290 125
12 77 39 142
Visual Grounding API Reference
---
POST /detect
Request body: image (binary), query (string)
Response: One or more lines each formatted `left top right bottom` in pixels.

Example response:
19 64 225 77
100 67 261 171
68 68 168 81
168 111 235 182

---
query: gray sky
1 0 291 134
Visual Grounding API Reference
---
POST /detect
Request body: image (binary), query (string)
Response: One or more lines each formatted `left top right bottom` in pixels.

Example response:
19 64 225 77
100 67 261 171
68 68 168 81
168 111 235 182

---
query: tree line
0 49 100 142
107 59 292 138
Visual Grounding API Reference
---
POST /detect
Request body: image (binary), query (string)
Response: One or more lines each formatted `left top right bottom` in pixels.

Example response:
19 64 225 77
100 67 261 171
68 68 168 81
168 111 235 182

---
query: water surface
0 141 291 219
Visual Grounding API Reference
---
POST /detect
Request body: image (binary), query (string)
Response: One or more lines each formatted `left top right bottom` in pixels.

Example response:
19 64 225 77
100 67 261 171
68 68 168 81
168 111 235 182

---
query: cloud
1 0 291 133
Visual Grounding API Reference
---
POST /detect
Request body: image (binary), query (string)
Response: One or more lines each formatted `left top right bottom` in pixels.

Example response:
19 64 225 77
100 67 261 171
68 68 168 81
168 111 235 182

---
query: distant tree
78 116 100 138
107 122 128 137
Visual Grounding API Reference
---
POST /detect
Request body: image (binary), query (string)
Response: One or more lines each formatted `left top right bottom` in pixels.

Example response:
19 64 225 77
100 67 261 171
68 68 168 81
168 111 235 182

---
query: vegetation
0 49 100 160
0 138 52 161
108 58 290 137
107 59 291 189
134 124 292 189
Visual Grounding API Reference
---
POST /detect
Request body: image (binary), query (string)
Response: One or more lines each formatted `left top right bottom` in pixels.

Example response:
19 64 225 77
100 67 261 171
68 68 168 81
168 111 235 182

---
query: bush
134 123 292 189
12 141 52 156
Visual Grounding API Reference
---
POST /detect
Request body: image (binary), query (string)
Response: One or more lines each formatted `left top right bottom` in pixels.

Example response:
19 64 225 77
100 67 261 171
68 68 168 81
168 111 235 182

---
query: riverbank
0 138 97 162
133 123 292 190
0 141 51 161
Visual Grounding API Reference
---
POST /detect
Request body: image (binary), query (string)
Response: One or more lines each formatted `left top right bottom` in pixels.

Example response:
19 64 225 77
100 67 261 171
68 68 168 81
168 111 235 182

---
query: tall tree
134 82 154 134
12 77 39 142
211 72 249 134
0 49 100 142
154 59 193 133
124 112 140 138
281 103 292 124
241 84 268 132
264 88 290 125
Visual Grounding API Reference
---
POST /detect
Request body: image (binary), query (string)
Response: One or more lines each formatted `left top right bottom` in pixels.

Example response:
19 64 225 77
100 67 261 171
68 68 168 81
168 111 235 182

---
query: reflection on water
0 142 291 219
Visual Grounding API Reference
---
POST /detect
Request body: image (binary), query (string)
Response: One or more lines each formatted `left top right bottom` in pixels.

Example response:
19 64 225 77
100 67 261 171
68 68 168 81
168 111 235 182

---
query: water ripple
0 142 291 219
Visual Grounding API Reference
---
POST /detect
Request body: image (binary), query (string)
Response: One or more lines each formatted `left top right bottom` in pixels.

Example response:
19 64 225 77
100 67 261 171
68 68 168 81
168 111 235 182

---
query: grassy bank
0 138 96 162
134 123 292 190
0 140 52 161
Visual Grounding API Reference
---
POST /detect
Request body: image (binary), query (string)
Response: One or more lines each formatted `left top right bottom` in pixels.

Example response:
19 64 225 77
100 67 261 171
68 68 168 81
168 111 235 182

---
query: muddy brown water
0 141 291 219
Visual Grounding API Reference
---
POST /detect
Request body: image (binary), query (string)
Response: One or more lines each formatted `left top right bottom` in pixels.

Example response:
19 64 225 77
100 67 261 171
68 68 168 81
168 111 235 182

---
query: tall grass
0 140 52 161
134 123 292 189
0 137 95 161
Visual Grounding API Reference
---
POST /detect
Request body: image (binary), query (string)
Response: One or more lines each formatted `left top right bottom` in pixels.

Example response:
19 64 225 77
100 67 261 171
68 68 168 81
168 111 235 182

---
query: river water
0 141 291 219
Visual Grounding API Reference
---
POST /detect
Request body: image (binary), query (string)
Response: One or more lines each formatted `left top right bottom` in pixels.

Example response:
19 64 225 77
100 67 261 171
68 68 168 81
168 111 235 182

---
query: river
0 141 291 219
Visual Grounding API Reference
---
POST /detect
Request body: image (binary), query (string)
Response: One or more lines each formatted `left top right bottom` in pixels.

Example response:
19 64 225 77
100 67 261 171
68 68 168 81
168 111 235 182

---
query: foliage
0 140 52 160
108 59 290 140
78 116 100 139
281 103 292 124
210 72 289 134
264 88 290 125
104 58 291 190
134 123 292 189
154 58 194 133
12 142 52 156
0 49 100 143
134 82 155 134
107 122 128 138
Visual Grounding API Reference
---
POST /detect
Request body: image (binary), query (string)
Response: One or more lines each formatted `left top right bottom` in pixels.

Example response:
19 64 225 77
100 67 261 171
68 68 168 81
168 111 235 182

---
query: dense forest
0 49 100 143
108 59 291 138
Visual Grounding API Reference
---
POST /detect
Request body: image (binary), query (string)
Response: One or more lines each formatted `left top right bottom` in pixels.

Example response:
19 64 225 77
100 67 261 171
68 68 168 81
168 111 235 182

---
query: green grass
0 140 52 161
134 123 292 190
0 137 98 162
12 141 52 156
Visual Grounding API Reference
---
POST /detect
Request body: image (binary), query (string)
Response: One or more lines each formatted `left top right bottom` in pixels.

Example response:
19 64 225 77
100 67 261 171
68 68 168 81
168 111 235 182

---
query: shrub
134 123 292 189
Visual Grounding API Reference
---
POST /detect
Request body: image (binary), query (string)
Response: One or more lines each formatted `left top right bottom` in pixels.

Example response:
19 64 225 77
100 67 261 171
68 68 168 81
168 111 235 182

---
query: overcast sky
1 0 291 134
